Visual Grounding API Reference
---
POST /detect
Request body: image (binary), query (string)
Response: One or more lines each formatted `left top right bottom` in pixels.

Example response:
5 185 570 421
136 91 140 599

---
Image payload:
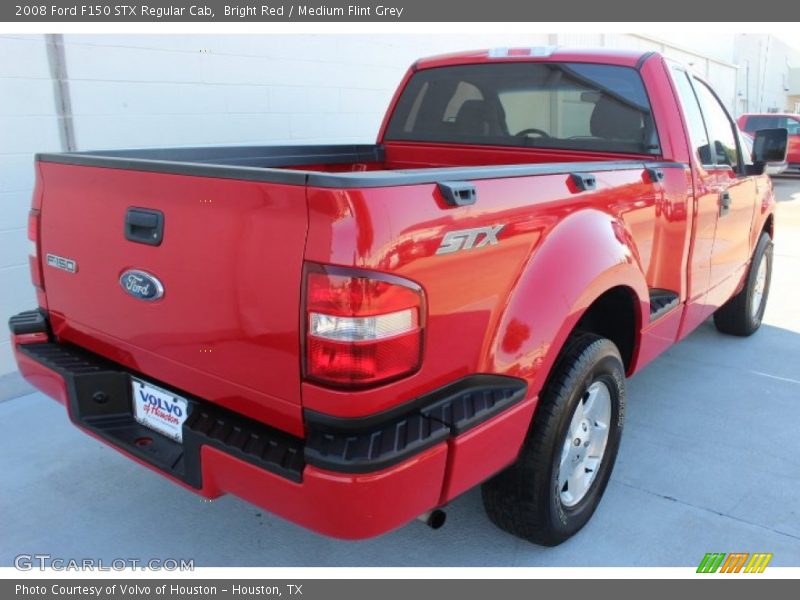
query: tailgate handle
437 181 477 207
125 208 164 246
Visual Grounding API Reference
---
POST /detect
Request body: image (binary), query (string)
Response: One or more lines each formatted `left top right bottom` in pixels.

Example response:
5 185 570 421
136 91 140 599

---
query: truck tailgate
37 162 309 435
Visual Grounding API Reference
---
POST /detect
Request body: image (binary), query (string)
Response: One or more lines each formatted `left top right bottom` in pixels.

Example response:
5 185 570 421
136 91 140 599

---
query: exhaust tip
417 509 446 530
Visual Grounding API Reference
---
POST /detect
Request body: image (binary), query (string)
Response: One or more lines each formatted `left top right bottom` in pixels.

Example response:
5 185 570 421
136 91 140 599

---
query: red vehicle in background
9 48 788 546
738 113 800 172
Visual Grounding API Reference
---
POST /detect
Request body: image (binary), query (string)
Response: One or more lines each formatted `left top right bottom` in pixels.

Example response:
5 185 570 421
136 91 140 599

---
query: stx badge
435 225 505 255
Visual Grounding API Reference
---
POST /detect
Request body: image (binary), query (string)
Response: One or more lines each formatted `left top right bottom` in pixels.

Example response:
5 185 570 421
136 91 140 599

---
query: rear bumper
10 310 534 539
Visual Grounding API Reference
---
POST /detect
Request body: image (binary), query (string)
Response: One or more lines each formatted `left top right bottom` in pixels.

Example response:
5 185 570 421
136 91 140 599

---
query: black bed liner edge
36 144 686 189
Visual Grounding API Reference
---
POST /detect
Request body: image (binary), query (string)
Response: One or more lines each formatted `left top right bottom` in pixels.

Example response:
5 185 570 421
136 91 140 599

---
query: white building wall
0 33 770 375
63 34 551 150
0 35 61 374
734 34 800 115
612 34 739 111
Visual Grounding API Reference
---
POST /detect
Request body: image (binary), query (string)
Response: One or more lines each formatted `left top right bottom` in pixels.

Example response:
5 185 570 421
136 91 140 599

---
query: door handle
719 191 732 217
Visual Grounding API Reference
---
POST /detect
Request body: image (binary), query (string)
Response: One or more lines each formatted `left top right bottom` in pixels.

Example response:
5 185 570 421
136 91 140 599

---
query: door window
670 68 713 166
692 80 740 169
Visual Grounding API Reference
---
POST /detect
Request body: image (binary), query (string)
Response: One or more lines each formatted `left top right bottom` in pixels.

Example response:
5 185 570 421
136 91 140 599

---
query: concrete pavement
2 178 799 567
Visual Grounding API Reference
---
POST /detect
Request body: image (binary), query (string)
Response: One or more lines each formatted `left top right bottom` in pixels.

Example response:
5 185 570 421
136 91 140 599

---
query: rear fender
481 208 648 399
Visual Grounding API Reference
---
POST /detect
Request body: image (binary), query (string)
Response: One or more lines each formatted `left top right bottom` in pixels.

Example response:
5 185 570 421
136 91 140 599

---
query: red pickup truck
9 48 787 546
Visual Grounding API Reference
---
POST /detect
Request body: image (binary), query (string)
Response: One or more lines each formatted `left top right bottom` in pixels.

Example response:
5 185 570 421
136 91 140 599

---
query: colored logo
697 552 772 573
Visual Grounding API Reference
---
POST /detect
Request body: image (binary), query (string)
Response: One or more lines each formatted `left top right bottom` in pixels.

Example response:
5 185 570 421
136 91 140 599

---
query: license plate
131 378 190 443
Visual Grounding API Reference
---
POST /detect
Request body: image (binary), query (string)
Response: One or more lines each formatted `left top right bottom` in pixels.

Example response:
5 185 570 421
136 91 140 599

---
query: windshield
385 62 660 155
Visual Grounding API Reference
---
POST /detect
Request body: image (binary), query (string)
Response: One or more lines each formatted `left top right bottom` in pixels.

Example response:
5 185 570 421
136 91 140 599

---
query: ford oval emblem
119 270 164 301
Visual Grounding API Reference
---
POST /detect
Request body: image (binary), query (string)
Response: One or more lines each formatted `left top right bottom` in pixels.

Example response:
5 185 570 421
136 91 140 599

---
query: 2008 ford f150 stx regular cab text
9 48 788 545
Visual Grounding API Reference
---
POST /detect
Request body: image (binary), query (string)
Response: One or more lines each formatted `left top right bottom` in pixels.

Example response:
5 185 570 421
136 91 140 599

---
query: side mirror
752 127 788 164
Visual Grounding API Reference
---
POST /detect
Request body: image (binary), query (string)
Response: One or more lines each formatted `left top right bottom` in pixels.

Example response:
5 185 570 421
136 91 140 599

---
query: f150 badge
119 269 164 301
46 253 77 273
435 225 505 255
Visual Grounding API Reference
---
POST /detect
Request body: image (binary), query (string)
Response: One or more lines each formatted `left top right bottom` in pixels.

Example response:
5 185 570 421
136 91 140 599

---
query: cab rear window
385 62 660 155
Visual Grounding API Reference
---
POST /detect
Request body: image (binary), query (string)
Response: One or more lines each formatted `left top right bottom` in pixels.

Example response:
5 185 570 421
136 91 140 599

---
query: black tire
481 332 625 546
713 232 773 337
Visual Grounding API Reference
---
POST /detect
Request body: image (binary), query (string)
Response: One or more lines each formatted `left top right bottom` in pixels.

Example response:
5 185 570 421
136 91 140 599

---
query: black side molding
304 375 527 473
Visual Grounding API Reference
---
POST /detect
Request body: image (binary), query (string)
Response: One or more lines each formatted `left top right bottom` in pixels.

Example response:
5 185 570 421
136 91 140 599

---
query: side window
692 79 739 169
671 68 712 165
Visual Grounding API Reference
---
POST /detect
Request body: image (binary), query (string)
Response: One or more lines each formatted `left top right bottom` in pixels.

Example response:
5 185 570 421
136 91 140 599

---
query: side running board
649 289 679 322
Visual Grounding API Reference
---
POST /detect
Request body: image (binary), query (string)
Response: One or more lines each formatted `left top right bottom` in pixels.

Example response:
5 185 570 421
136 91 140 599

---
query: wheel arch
481 208 649 403
573 285 640 373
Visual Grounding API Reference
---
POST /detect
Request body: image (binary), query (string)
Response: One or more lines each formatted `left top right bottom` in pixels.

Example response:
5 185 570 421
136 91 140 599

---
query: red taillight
28 209 43 289
304 265 424 388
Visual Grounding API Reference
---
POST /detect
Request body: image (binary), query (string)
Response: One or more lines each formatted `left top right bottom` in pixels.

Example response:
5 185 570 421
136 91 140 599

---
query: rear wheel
482 332 625 546
714 232 773 336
